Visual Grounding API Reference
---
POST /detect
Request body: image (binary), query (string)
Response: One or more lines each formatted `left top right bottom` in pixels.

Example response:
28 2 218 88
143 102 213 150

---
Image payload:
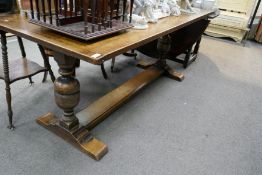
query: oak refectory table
0 10 213 160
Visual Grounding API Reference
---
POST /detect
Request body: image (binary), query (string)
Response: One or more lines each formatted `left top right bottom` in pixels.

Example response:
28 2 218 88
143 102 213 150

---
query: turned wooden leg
45 56 56 82
36 52 107 160
17 36 26 58
136 35 184 81
183 37 202 68
101 63 108 79
123 49 137 59
17 36 34 84
29 76 34 84
53 53 80 130
38 44 56 82
132 49 137 60
75 59 80 68
42 71 48 83
111 57 115 72
183 46 193 68
1 31 14 130
193 37 202 55
156 35 184 81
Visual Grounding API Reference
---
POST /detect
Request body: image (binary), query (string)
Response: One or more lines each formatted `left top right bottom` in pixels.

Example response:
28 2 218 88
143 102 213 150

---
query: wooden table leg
38 44 56 82
36 52 108 161
0 31 14 130
36 35 183 160
137 35 184 81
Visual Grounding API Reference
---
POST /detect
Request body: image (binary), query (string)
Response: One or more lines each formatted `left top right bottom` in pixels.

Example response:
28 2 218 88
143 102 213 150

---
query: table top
0 10 213 65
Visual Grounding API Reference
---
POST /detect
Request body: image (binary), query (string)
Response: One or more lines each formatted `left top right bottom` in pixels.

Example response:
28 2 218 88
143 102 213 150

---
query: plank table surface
0 10 213 65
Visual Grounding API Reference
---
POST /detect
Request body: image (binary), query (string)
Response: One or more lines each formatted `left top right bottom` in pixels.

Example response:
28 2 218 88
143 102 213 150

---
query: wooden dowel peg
129 0 134 23
91 0 96 33
69 0 73 17
122 0 127 21
85 26 88 34
109 0 114 28
59 0 62 14
98 0 103 31
116 0 120 18
54 0 60 25
41 0 46 22
35 0 40 20
83 0 89 34
47 0 52 24
29 0 34 19
64 0 68 18
104 0 108 29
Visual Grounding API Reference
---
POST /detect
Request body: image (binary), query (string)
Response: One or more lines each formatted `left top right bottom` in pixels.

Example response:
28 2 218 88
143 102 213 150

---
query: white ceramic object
192 0 202 8
202 0 216 10
129 14 149 29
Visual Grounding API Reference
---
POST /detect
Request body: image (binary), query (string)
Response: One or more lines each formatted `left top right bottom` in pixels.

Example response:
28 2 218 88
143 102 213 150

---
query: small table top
0 10 213 65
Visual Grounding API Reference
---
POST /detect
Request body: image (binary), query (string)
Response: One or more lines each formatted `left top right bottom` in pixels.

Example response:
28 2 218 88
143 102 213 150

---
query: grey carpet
0 36 262 175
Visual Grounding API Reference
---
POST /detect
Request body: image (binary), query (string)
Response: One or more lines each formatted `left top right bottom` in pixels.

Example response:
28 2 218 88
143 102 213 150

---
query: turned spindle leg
109 0 114 27
129 0 134 23
1 31 14 130
29 0 34 19
54 0 60 26
122 0 127 21
41 0 46 22
38 45 56 83
111 57 116 72
35 0 40 20
98 0 102 31
116 0 120 19
53 53 80 130
69 0 73 17
101 63 108 79
83 0 89 34
64 0 68 18
91 0 96 33
47 0 53 24
104 0 108 28
17 36 26 58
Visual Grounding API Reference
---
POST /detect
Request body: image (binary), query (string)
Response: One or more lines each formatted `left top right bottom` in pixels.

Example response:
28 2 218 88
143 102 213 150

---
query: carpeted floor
0 36 262 175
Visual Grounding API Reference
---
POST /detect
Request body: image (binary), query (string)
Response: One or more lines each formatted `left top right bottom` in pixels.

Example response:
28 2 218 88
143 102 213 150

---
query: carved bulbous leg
54 76 80 130
53 53 80 131
156 35 172 68
156 35 184 81
36 52 107 160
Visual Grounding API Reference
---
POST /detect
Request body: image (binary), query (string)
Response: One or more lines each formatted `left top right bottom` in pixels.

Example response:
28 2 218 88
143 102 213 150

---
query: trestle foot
37 113 108 160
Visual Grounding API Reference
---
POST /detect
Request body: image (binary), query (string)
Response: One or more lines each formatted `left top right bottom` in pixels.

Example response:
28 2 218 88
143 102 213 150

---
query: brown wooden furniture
137 19 210 68
0 10 213 160
42 47 109 79
0 35 55 129
255 15 262 43
28 0 134 41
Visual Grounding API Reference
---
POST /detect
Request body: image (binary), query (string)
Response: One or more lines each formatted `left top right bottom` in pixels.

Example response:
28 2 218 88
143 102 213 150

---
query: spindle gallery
28 0 134 40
